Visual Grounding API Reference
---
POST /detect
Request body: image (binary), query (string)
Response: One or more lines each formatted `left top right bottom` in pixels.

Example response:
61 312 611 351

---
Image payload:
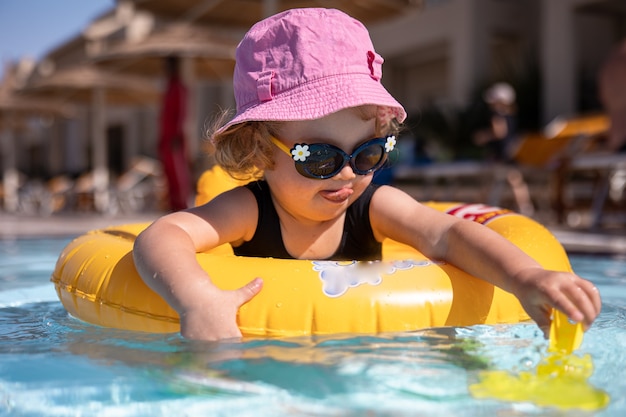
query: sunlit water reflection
0 238 624 416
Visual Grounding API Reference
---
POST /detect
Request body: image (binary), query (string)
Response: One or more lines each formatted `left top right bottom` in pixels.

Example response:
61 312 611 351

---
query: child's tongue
321 187 353 202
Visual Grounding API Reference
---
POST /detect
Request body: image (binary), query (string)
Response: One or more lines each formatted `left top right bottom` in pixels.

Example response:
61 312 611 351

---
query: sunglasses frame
271 135 396 179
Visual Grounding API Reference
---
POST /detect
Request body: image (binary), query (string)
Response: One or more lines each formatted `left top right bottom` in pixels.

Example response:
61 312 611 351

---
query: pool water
0 237 625 416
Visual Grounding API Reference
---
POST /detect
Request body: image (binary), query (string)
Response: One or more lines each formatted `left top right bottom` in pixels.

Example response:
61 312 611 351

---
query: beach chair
15 176 74 216
507 131 579 219
475 113 610 222
68 157 165 214
566 149 626 228
114 156 165 213
71 172 100 212
515 113 612 226
390 113 613 223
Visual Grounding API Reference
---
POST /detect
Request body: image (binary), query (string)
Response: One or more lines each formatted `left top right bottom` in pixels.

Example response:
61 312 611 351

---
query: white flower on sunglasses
291 144 311 162
385 136 396 153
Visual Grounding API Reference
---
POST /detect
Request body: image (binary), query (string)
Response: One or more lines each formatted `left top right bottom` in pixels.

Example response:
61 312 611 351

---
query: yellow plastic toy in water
469 309 609 410
550 309 583 354
469 353 609 410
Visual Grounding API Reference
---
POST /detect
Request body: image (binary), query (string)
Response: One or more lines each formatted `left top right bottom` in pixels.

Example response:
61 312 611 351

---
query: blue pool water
0 237 625 416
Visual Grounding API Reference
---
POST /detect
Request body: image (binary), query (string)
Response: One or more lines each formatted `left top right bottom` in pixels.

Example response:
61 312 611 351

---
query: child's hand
179 278 263 341
512 268 601 336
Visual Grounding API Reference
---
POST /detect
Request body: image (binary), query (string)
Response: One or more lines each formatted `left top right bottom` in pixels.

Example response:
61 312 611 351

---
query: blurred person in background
474 82 518 162
474 82 533 216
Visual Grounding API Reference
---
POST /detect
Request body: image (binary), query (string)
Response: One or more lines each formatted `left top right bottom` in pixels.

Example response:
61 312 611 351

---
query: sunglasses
271 135 396 179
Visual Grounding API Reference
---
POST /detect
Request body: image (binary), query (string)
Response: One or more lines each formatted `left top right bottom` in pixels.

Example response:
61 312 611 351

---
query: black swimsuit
233 180 382 260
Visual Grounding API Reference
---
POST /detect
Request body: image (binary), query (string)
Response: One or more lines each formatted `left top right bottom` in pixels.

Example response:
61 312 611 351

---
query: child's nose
333 163 357 180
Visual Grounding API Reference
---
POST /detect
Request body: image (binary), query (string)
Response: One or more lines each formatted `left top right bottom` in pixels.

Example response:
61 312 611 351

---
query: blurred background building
1 0 624 225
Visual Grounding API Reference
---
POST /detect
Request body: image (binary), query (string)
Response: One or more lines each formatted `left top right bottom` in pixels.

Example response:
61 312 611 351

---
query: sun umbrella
124 0 421 27
0 94 74 116
89 21 239 79
23 65 159 105
0 63 75 116
21 65 160 212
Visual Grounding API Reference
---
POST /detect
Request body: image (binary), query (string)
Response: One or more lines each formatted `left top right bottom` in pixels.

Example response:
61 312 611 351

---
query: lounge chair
518 113 615 227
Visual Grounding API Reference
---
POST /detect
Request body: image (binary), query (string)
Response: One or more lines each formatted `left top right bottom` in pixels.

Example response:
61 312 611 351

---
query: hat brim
216 73 406 135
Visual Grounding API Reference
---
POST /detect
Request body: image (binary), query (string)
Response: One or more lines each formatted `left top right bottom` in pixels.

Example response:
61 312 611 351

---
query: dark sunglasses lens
297 146 345 178
353 143 386 173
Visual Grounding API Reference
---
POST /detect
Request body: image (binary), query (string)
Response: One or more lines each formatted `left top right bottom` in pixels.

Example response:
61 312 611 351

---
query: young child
133 8 601 341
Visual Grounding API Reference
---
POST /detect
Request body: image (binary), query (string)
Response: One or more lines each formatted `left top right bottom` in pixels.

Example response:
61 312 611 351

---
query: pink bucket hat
216 8 406 134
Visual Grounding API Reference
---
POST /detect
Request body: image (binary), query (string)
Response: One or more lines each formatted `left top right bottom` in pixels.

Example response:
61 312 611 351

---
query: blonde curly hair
207 106 401 181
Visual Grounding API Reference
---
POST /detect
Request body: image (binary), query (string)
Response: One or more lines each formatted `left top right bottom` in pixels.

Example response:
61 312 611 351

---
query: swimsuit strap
233 180 382 260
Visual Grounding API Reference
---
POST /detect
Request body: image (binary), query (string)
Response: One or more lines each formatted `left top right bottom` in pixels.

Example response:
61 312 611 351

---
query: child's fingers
551 279 601 330
236 277 263 306
570 279 602 328
581 279 602 315
549 291 583 325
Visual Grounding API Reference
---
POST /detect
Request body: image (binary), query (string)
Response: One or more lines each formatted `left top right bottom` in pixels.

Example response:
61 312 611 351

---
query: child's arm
371 186 602 334
133 188 262 340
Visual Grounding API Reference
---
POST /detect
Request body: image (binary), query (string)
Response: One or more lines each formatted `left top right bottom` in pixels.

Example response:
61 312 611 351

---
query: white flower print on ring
291 144 311 162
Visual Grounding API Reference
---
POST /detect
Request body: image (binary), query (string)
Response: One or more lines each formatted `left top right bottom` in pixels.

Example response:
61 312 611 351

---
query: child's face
264 107 378 222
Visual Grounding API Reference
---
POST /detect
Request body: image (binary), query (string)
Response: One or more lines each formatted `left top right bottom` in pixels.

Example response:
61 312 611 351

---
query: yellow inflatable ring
51 170 573 337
